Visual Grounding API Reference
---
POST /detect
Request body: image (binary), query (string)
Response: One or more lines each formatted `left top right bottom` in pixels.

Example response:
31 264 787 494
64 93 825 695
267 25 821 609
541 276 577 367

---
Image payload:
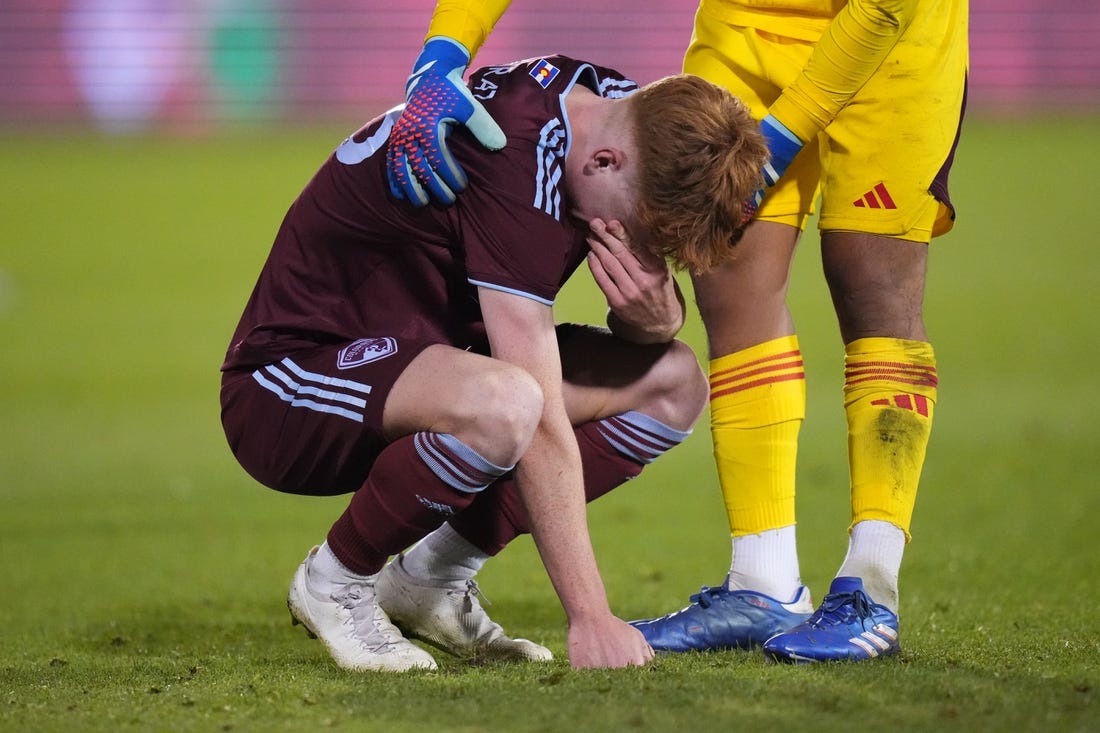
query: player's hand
742 113 804 221
586 218 684 344
386 36 507 207
567 614 655 669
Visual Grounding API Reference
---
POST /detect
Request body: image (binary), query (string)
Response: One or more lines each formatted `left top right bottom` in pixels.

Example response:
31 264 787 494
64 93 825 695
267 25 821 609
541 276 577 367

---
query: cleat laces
808 589 874 629
688 585 725 609
458 578 490 608
449 579 504 641
330 583 406 654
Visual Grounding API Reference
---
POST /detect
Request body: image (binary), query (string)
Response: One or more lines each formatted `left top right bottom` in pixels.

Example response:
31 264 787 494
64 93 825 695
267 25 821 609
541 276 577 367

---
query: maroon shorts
220 336 433 496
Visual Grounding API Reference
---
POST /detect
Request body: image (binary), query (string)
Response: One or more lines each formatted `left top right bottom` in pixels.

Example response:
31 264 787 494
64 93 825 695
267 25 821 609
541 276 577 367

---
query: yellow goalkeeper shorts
685 0 968 242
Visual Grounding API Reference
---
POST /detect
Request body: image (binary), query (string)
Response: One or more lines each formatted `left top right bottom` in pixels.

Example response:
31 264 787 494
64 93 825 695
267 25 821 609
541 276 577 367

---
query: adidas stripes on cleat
762 576 900 663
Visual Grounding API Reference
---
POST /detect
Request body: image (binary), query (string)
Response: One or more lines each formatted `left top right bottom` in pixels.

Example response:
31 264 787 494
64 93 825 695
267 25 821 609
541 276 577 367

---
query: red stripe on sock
710 350 802 381
710 357 804 391
710 370 805 400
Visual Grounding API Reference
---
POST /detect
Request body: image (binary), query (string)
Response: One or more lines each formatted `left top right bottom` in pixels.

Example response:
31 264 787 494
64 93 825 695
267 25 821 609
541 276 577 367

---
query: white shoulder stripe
533 119 566 220
597 77 639 98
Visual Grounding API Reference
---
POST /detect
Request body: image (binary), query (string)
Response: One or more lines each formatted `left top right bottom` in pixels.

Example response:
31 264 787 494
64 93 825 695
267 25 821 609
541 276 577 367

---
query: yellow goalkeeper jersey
427 0 849 53
426 0 931 56
700 0 849 41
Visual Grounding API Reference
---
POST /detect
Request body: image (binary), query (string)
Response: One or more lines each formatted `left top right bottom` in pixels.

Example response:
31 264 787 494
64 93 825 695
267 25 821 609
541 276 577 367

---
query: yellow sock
845 338 938 540
710 336 805 536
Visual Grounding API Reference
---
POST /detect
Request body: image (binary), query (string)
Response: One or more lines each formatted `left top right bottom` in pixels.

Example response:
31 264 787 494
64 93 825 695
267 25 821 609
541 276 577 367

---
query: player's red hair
629 74 767 274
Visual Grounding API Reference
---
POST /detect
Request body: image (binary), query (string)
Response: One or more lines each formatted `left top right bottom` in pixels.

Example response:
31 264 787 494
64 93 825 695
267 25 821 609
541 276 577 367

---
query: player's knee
466 365 544 465
641 339 708 430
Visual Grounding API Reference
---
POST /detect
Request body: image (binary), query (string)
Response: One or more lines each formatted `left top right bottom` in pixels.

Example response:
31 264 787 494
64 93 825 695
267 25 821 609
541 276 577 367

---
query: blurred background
2 0 1099 131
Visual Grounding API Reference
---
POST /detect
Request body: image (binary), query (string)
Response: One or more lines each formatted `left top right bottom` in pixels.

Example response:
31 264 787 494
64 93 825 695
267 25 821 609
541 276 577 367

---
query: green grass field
2 117 1098 732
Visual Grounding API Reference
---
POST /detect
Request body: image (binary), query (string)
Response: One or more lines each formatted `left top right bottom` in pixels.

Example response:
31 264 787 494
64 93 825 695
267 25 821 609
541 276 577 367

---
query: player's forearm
426 0 513 57
515 415 614 623
769 0 919 142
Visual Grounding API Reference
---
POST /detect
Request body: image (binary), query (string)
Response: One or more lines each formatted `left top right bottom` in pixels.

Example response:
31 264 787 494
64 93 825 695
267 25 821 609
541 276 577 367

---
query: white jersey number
335 105 401 165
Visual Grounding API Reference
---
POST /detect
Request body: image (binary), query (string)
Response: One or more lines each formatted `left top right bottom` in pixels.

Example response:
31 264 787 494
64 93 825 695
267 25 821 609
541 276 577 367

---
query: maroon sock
447 420 646 556
327 432 510 575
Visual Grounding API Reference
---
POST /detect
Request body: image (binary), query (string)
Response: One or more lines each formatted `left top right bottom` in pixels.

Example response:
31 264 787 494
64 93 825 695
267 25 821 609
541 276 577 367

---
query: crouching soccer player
219 56 767 671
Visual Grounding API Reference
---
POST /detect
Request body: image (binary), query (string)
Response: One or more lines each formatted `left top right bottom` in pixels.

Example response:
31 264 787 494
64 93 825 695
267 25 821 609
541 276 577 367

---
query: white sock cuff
403 522 488 580
842 520 905 571
728 525 802 600
311 541 373 584
837 520 905 611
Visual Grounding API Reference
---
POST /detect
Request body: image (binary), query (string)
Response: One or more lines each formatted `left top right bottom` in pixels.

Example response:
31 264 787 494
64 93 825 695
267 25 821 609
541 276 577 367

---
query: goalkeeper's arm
745 0 920 216
424 0 512 59
770 0 920 142
386 0 513 207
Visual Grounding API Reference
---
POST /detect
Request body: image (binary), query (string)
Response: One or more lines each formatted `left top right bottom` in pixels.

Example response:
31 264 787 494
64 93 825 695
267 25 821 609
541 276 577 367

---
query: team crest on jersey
529 59 559 89
337 337 398 369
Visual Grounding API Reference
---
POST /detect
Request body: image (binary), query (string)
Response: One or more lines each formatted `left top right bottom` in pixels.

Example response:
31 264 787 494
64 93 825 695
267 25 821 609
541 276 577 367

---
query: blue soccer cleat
762 576 900 663
629 579 813 652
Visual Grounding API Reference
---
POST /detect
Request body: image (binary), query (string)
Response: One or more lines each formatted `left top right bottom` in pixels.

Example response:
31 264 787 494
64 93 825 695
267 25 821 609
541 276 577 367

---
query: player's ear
583 147 626 175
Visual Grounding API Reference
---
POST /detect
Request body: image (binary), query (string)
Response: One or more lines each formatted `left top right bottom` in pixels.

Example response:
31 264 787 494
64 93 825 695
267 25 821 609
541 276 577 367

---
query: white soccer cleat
375 553 553 663
287 547 438 672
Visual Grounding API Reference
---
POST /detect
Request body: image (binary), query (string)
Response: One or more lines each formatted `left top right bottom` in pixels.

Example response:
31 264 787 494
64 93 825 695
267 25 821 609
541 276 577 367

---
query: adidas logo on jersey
853 183 897 210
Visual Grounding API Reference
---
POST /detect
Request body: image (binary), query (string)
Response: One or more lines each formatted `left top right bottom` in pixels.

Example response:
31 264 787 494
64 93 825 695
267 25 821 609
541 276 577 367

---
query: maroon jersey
222 56 639 372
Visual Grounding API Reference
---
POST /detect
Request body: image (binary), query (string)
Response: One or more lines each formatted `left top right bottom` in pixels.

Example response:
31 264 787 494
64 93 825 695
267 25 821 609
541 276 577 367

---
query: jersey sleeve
457 142 577 305
425 0 513 57
768 0 920 142
462 213 575 305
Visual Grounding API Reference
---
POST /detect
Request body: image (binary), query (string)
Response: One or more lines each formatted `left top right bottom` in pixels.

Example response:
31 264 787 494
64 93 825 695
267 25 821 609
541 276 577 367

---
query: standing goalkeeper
388 0 968 664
